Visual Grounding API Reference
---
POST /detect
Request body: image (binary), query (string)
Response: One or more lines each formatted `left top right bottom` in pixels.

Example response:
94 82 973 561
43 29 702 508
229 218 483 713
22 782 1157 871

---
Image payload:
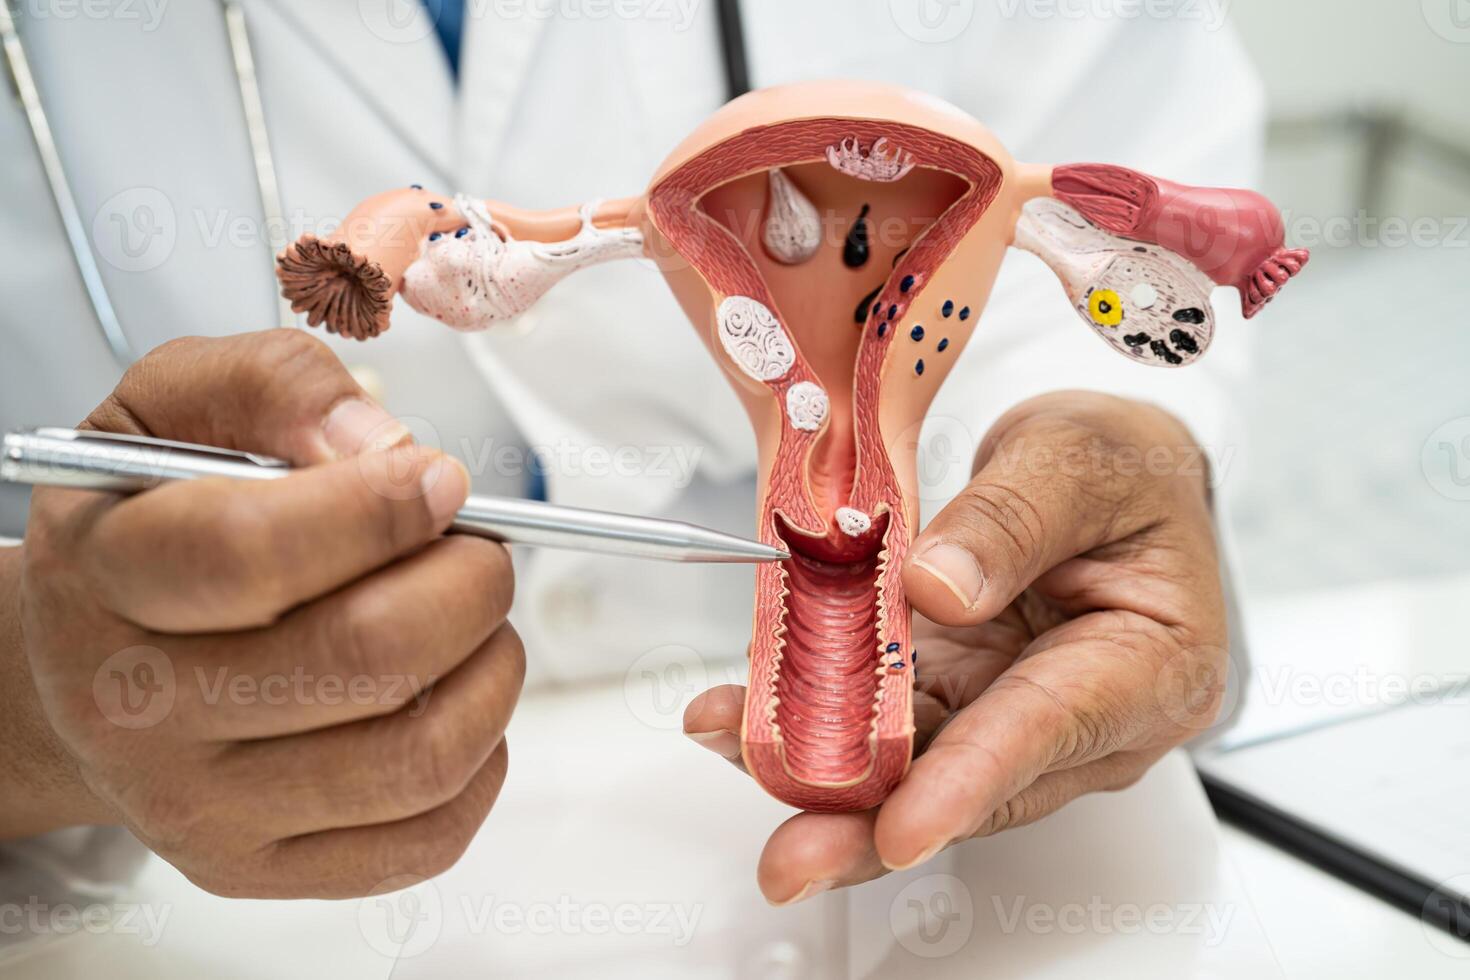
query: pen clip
29 427 290 470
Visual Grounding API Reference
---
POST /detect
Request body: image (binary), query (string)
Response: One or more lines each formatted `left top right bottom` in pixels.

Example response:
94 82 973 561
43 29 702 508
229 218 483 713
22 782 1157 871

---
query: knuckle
1046 419 1138 502
332 593 412 681
402 832 472 884
45 693 107 750
207 495 290 620
1065 708 1113 765
989 673 1110 768
125 777 214 853
146 334 208 364
400 713 477 807
959 481 1046 566
983 795 1027 836
464 540 515 617
252 326 334 372
240 329 344 402
119 336 203 393
105 338 208 426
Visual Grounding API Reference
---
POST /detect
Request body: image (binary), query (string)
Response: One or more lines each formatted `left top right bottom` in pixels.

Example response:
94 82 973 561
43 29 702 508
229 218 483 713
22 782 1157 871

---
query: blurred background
1190 6 1470 960
1222 1 1470 597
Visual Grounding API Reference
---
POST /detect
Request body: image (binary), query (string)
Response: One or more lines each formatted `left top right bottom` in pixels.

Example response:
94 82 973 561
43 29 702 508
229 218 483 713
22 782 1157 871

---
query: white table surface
6 819 1453 979
4 576 1466 978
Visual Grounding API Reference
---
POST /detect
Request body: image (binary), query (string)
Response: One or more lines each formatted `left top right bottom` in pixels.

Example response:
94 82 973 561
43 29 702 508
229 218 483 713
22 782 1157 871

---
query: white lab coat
0 1 1263 969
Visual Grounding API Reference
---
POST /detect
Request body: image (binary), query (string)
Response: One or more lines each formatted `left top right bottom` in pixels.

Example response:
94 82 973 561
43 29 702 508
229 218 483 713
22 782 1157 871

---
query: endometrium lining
772 515 888 786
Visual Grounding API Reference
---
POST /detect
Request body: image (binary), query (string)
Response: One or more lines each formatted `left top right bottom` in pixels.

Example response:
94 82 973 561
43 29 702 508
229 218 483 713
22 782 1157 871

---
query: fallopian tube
278 80 1307 813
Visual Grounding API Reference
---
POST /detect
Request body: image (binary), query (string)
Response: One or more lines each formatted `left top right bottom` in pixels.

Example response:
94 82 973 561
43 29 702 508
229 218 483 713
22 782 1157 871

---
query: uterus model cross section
278 81 1307 813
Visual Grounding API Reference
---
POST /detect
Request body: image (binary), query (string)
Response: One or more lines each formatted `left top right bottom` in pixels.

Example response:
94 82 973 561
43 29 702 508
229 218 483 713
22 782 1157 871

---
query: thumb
901 418 1126 626
84 330 409 466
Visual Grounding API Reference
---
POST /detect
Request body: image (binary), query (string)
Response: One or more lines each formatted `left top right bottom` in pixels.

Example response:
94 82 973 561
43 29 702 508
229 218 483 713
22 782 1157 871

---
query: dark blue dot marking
911 650 918 664
886 642 900 653
410 183 424 190
890 662 905 670
887 304 898 320
937 337 949 352
872 302 881 316
428 231 442 241
900 274 915 293
877 322 888 338
429 201 444 210
915 359 925 376
455 227 470 238
910 325 924 341
942 300 954 317
959 306 971 321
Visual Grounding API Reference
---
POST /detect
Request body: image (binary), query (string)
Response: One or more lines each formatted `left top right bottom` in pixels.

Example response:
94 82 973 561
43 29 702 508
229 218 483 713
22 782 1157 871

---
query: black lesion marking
1133 246 1147 253
1173 307 1206 325
843 204 871 268
1124 332 1151 347
1149 339 1184 365
854 247 912 325
1169 329 1199 355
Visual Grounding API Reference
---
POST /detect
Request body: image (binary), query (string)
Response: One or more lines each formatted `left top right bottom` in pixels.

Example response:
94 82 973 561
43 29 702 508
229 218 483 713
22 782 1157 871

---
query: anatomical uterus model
279 80 1307 812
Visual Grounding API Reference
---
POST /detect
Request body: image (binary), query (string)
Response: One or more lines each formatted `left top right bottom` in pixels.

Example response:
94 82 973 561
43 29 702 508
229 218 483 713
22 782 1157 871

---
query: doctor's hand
10 331 523 897
684 391 1227 905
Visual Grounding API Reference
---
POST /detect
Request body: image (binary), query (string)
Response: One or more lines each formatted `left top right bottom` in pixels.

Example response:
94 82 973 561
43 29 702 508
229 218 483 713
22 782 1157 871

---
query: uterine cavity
647 118 1002 803
773 519 886 785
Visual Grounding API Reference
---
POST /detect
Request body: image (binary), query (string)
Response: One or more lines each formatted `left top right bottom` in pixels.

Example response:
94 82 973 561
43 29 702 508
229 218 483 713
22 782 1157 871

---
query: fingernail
686 728 741 760
912 543 984 609
324 398 411 458
770 879 837 907
421 456 470 529
883 840 947 872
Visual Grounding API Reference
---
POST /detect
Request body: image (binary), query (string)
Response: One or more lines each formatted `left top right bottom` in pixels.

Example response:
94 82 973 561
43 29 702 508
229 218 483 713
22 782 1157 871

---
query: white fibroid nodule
761 168 822 265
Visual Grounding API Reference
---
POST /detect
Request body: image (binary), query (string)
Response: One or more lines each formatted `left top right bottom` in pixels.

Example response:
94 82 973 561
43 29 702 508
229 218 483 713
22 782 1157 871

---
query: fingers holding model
15 330 523 898
279 79 1302 814
684 391 1228 904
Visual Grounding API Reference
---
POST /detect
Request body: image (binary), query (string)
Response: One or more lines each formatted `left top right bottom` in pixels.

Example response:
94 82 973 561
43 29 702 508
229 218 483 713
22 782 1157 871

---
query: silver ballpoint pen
1 428 788 564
